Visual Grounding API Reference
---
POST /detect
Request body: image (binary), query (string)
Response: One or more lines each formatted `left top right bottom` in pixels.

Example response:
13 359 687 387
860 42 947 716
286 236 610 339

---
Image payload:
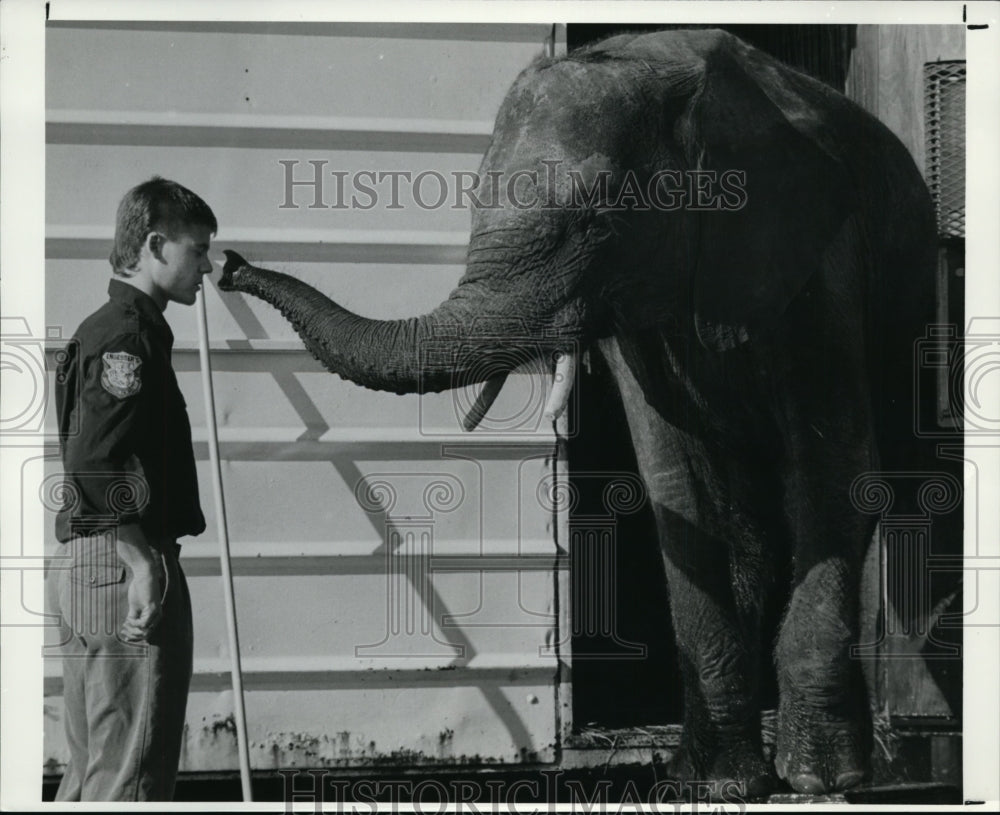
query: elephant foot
665 741 775 801
775 702 869 794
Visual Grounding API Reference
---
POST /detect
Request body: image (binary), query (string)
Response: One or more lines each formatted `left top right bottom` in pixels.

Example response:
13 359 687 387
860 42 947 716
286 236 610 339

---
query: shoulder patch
101 351 143 398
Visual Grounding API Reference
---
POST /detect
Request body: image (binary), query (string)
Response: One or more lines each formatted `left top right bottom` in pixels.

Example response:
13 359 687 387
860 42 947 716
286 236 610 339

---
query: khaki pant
52 535 192 801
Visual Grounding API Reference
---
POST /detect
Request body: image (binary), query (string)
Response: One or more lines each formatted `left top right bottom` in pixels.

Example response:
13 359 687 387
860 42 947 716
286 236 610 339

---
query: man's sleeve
58 332 155 538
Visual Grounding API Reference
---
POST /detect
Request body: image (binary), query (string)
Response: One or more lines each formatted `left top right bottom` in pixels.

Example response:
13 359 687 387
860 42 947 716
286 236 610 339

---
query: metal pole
196 285 254 801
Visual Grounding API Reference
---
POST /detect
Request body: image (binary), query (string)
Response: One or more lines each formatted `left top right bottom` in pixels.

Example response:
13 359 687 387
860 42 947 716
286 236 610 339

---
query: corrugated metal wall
43 22 569 774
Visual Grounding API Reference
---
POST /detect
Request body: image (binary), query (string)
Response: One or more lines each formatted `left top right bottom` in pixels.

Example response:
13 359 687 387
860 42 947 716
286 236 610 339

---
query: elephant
219 28 938 796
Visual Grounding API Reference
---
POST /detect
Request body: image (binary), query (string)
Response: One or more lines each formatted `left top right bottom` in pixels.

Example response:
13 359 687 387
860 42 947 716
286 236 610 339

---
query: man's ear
145 231 165 262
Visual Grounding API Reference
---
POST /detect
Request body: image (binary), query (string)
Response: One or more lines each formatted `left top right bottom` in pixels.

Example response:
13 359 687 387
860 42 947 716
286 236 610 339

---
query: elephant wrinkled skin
219 29 938 796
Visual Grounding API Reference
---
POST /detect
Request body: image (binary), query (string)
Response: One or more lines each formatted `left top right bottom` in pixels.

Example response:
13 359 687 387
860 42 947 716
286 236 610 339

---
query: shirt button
89 575 96 584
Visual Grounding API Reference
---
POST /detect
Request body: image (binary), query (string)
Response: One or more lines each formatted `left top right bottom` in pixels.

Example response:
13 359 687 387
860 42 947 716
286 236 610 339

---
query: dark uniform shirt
55 278 206 545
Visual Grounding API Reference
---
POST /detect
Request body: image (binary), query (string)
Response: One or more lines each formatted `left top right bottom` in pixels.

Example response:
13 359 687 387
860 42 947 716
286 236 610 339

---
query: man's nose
200 257 213 274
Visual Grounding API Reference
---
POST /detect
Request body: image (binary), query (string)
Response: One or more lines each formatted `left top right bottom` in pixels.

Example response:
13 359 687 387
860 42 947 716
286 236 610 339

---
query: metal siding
46 146 485 232
43 23 565 774
45 27 542 122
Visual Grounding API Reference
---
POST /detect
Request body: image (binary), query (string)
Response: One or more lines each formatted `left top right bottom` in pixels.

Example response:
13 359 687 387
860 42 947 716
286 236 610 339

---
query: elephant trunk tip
218 249 249 291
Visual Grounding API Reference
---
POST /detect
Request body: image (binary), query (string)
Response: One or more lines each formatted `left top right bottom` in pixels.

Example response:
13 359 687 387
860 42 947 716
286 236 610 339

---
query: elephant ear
684 44 854 350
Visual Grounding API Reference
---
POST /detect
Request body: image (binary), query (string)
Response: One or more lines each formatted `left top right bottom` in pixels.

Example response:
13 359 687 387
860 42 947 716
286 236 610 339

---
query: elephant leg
774 412 875 794
598 338 774 797
655 508 775 798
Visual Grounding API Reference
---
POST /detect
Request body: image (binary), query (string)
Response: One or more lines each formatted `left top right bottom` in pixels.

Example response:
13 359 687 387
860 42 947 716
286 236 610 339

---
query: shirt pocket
69 563 127 588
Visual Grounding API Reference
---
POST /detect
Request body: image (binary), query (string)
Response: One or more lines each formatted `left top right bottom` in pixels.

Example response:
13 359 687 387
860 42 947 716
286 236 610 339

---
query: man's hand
115 523 164 643
120 563 163 643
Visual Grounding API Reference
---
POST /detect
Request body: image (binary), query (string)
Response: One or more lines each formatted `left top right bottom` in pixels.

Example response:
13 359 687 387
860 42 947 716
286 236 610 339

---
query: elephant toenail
789 773 826 794
835 770 864 790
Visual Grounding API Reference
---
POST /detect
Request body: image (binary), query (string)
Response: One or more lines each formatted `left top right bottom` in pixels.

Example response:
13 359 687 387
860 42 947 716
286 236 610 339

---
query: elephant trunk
218 250 579 427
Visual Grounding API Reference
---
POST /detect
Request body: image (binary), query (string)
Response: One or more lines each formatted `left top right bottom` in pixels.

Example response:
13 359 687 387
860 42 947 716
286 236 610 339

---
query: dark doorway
566 350 680 727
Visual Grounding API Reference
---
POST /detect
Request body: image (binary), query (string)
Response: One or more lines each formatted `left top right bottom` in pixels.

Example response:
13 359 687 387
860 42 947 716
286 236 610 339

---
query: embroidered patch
101 351 143 398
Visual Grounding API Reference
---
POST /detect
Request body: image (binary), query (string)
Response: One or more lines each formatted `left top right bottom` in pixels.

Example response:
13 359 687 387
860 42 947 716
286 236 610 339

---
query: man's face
151 224 214 306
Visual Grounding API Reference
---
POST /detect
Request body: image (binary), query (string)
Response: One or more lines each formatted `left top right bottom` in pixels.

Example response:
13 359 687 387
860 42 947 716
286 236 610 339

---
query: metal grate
924 62 966 239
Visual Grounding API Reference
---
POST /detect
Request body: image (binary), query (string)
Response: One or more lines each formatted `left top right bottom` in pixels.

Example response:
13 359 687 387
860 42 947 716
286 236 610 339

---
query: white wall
43 22 569 773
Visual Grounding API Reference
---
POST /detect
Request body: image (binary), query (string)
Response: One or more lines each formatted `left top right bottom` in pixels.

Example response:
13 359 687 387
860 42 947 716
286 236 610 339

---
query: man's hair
110 176 218 276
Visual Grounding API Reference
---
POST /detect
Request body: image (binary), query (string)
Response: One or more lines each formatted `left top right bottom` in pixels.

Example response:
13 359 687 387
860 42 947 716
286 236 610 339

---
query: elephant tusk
462 372 509 432
543 350 576 423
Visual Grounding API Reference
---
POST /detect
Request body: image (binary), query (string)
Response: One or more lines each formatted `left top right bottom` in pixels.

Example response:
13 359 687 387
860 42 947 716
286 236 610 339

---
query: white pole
196 285 254 801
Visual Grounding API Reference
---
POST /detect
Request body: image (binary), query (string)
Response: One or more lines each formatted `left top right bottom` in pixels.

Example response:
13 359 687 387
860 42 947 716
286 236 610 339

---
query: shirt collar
107 278 174 345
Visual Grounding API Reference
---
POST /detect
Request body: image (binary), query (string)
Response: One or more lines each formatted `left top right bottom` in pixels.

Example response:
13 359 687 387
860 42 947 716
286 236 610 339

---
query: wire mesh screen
924 61 966 238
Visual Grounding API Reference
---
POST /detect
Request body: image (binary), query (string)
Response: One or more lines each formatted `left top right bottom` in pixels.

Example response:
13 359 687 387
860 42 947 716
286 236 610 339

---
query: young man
52 177 216 800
